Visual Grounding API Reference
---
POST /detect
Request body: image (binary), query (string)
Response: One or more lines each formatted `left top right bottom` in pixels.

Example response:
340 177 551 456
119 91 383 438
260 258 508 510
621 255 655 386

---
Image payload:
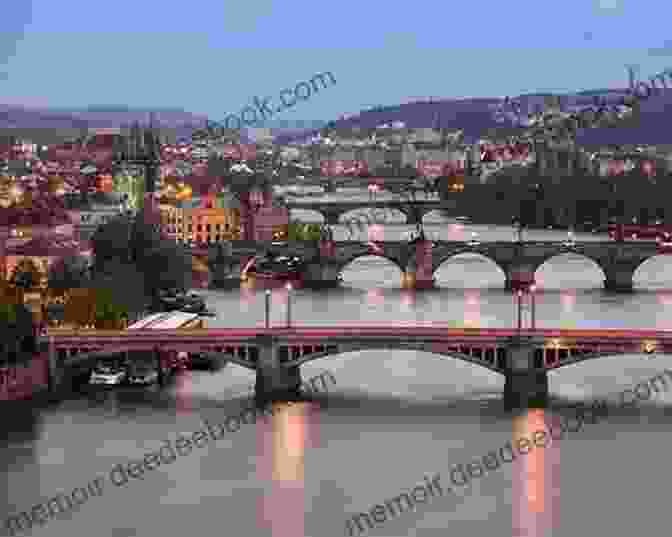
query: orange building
160 193 242 244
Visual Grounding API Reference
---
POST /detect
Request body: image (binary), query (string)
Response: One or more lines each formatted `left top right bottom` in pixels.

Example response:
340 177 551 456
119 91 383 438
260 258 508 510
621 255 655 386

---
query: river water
3 188 672 537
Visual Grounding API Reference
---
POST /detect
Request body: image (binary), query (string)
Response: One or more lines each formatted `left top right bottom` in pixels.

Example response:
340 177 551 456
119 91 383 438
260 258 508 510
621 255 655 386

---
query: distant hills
3 87 672 148
273 88 672 147
0 104 210 145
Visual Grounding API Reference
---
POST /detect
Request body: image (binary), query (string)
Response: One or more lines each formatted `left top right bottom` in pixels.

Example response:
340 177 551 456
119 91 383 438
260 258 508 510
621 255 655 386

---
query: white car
562 240 576 248
89 365 127 386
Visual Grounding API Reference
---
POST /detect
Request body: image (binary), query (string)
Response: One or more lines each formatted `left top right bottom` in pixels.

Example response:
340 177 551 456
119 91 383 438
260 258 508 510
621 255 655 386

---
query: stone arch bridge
44 327 672 409
290 239 665 291
285 200 455 225
191 239 668 291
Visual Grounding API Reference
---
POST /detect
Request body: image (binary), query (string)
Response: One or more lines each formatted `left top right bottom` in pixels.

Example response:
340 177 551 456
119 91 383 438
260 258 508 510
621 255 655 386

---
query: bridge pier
254 336 302 406
155 347 166 386
323 211 341 226
603 265 635 293
504 340 548 411
403 240 435 289
324 179 337 193
301 261 341 288
47 336 64 393
504 265 536 292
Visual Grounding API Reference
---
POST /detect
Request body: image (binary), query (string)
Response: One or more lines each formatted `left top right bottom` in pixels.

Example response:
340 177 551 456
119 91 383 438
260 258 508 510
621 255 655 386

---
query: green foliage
93 260 148 320
93 285 127 325
0 302 17 324
91 213 192 308
113 172 142 210
287 221 322 241
140 243 191 299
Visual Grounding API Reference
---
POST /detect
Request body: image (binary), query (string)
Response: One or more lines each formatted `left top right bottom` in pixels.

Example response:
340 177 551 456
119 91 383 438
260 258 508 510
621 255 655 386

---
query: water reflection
464 289 481 327
512 409 559 537
257 401 320 536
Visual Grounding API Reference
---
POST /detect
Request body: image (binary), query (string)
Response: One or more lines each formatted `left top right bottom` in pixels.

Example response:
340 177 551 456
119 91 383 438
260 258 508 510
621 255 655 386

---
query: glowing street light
286 282 293 327
529 284 536 330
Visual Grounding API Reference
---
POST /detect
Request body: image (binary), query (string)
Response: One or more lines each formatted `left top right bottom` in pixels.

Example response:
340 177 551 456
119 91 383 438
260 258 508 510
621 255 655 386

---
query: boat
156 290 206 313
250 254 304 282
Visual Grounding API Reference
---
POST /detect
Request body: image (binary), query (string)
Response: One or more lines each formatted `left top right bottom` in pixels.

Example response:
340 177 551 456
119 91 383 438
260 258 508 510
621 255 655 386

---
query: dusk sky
1 0 671 125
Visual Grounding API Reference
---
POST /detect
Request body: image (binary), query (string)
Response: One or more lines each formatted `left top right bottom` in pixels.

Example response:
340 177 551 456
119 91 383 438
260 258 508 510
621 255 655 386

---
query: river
2 188 672 537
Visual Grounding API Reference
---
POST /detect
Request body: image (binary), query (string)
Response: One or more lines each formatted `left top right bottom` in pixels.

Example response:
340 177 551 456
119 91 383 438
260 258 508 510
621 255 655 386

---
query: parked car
89 363 127 386
127 363 159 385
187 352 219 371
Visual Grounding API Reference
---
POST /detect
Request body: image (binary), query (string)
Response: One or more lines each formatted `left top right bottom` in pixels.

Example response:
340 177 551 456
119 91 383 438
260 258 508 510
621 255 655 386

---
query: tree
47 254 90 297
91 285 128 329
0 302 36 363
62 265 144 329
91 214 134 271
287 221 322 241
92 260 149 321
129 209 162 265
140 243 191 304
10 258 41 294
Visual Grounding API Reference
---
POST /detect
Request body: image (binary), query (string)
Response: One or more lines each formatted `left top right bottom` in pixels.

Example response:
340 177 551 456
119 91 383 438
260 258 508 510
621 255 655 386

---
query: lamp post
286 282 292 327
529 284 536 330
264 289 271 329
516 289 523 335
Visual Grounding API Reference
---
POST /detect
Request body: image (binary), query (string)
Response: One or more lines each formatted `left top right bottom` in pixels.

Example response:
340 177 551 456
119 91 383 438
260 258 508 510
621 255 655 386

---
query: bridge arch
632 254 672 289
282 343 507 375
421 209 450 224
338 207 408 226
338 253 406 282
288 208 325 223
534 252 606 289
432 251 506 287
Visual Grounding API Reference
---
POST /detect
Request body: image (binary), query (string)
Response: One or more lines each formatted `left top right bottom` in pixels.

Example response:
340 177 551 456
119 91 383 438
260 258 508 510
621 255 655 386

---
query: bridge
285 200 454 225
43 326 672 409
191 240 668 291
284 176 417 193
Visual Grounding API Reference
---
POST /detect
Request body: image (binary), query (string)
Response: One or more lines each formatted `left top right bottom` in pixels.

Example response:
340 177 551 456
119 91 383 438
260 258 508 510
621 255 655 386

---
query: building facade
160 193 242 244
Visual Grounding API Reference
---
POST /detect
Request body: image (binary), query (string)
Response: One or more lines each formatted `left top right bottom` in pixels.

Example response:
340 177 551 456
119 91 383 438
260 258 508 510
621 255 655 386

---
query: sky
1 0 672 126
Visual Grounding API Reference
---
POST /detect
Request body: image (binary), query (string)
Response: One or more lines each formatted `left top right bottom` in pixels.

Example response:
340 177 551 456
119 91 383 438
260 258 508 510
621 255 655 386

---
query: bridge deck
45 327 672 339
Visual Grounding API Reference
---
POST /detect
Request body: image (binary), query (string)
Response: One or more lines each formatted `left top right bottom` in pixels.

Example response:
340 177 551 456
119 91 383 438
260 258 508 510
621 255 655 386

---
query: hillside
273 88 672 146
0 104 210 145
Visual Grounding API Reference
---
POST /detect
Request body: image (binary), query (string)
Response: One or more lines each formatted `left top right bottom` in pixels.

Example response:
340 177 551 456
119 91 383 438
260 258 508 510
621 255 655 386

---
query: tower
626 64 638 91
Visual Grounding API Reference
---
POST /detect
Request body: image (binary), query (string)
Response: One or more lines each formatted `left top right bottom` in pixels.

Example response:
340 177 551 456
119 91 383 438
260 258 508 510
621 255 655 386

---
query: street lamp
286 282 293 327
529 284 536 330
264 289 271 329
516 289 523 334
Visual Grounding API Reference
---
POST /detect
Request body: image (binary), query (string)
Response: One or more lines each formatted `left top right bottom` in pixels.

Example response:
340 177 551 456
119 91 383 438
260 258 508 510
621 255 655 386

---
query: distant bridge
191 239 669 291
285 200 454 225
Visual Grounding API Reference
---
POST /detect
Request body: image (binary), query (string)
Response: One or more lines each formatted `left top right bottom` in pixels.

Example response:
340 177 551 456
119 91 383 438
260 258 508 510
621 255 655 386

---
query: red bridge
44 326 672 409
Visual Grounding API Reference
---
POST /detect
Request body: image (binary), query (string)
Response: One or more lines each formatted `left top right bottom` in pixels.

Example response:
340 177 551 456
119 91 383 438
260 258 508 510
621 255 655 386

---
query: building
3 234 92 289
240 186 289 241
62 192 126 240
160 191 242 245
